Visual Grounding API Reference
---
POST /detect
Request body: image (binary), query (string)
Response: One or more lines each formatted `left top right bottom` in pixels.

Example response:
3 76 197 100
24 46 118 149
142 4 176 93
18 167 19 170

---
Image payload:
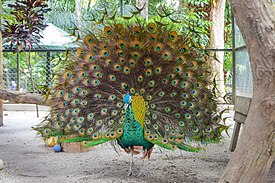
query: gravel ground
0 110 272 183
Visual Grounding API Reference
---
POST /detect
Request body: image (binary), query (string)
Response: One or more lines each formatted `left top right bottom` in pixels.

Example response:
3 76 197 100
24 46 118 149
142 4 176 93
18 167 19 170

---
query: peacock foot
136 168 145 177
136 162 145 177
127 170 133 177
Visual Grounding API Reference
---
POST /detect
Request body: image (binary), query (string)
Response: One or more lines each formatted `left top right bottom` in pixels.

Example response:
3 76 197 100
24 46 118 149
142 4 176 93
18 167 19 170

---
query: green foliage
224 0 233 73
185 0 210 7
224 52 232 72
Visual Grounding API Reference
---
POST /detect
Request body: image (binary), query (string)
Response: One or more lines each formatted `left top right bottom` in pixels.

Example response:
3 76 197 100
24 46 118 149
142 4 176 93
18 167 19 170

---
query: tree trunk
0 0 3 127
75 0 82 35
136 0 148 20
209 0 226 97
219 1 275 182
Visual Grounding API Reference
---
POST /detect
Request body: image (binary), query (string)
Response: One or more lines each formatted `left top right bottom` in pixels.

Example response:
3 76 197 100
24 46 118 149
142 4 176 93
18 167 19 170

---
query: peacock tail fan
34 11 227 152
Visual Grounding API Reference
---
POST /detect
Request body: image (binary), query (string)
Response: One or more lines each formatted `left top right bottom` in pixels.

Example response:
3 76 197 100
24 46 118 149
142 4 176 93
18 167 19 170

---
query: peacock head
124 93 131 104
123 85 131 108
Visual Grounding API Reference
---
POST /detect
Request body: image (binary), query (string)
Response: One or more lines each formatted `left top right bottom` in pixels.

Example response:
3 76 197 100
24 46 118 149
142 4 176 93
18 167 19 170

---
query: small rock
0 159 3 170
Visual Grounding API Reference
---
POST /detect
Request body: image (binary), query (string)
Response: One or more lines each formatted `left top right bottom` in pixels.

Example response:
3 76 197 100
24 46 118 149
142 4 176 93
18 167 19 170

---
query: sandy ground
0 110 273 183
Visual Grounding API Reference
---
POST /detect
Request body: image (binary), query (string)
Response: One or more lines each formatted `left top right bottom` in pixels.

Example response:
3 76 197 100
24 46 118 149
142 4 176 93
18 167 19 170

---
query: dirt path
0 110 257 183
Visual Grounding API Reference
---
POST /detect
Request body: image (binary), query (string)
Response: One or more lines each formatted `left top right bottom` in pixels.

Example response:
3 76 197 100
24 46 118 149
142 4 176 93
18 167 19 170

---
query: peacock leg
136 148 146 176
127 146 134 176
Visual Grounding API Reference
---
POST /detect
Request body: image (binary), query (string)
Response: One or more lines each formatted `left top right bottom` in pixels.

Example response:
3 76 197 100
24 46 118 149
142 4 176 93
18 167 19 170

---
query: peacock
34 9 227 176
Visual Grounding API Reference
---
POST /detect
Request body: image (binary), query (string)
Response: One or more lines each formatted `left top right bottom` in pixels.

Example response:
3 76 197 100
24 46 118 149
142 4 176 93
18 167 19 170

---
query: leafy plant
2 0 51 50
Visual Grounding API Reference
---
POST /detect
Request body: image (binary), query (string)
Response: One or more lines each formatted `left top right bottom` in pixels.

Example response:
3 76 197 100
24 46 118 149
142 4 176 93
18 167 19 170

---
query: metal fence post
46 52 52 88
16 50 20 91
232 9 236 104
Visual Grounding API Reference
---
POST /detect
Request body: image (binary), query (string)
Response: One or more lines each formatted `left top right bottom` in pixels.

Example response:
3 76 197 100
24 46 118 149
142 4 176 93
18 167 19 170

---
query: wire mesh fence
2 52 58 93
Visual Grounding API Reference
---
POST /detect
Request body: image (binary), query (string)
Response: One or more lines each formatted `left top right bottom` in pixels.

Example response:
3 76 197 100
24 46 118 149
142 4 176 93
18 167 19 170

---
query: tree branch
0 89 48 105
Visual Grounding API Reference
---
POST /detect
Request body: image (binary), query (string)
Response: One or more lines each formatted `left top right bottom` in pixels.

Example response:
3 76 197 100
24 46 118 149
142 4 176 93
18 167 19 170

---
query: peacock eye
148 81 155 87
130 88 135 94
124 67 130 74
185 113 191 119
120 59 125 64
180 101 186 106
116 65 121 70
119 51 124 57
154 67 162 74
182 93 187 98
179 121 184 126
111 110 118 116
130 61 135 67
158 91 164 97
146 69 152 76
170 92 176 97
189 102 193 106
140 89 145 94
165 107 171 112
193 127 199 133
138 76 143 82
175 113 181 118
